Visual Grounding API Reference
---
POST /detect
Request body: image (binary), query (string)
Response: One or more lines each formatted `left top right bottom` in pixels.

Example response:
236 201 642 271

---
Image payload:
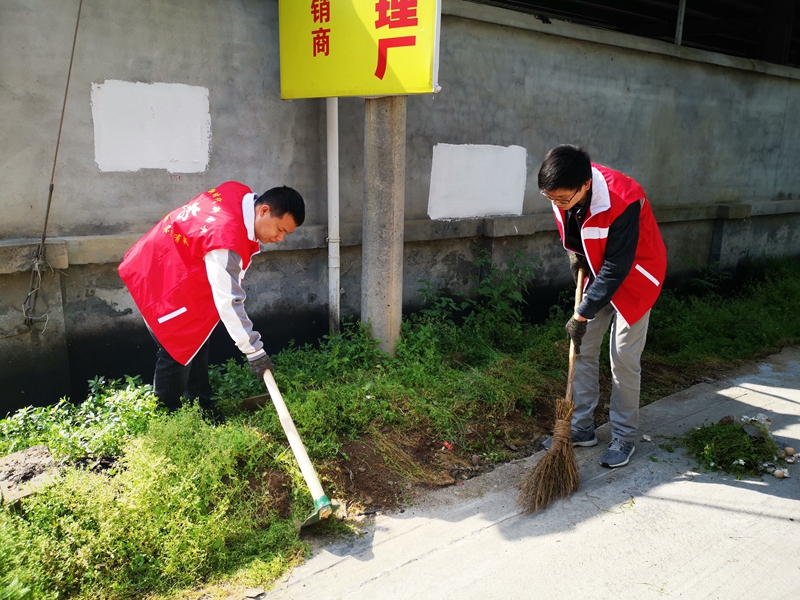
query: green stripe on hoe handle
263 370 337 528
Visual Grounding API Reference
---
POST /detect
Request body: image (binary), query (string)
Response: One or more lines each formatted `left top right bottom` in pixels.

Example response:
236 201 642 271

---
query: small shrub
686 260 733 296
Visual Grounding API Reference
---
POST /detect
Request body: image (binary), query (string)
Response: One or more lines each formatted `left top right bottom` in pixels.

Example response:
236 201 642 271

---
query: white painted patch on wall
91 80 211 173
427 143 527 220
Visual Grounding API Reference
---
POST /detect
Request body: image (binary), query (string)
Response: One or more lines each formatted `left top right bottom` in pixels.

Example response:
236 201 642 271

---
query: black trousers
150 332 214 412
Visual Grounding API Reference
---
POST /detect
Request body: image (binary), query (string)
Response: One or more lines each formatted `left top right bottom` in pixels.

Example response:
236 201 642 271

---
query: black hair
537 145 592 193
255 186 305 226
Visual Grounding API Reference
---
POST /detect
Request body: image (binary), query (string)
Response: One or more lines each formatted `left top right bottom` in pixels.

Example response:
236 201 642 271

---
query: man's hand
248 353 274 379
568 252 590 286
565 316 588 354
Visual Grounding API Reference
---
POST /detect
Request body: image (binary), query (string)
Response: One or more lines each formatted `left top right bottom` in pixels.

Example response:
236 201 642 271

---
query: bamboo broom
518 268 586 512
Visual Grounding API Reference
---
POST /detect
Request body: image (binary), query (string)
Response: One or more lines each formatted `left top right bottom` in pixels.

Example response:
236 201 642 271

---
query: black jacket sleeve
577 201 641 319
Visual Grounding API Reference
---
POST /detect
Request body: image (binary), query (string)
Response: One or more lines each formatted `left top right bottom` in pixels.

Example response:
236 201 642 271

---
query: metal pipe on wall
326 97 341 335
675 0 687 46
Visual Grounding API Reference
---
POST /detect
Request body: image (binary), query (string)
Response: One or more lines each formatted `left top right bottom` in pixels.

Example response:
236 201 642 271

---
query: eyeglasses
540 188 581 205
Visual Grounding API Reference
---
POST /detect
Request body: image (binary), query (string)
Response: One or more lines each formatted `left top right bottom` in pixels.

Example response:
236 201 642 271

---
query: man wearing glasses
538 145 667 468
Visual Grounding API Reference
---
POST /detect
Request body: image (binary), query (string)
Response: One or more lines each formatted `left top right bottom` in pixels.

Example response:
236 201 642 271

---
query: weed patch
681 416 781 478
0 376 160 460
0 408 304 599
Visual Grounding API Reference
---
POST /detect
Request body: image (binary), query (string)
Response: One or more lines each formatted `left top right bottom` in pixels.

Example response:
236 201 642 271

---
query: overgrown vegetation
647 255 800 365
2 253 800 599
0 408 305 600
0 376 160 459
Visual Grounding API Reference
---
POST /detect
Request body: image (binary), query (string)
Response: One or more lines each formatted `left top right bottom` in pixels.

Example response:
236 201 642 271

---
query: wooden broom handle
565 268 586 403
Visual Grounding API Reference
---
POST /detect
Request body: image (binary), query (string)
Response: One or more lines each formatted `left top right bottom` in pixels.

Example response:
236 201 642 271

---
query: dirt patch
262 470 293 519
0 445 57 503
327 439 398 510
322 413 547 512
319 356 718 513
586 356 715 427
640 356 725 404
74 455 118 473
325 430 452 511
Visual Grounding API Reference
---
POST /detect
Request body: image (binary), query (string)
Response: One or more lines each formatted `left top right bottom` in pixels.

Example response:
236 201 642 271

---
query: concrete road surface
266 347 800 600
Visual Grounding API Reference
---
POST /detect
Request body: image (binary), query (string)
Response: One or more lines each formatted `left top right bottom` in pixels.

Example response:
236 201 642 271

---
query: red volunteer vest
119 182 261 365
552 164 667 326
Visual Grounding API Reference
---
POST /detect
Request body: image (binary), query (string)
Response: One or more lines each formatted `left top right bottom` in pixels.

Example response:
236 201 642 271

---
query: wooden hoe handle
263 370 327 502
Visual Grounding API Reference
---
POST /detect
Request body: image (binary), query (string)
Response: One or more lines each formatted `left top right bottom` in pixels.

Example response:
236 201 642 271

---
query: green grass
647 256 800 364
2 253 800 599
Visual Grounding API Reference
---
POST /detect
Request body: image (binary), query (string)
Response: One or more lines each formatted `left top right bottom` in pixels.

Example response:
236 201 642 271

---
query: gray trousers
572 303 651 443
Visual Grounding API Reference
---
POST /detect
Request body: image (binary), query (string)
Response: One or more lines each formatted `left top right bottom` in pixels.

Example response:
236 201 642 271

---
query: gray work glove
248 353 274 379
564 317 587 354
568 252 591 286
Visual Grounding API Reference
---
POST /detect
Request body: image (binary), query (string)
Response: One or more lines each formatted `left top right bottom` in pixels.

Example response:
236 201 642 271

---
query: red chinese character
311 0 331 23
312 27 331 57
375 0 418 29
374 36 415 79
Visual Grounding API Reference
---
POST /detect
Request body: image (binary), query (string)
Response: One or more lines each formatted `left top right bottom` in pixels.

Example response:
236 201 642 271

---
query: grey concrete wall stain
403 238 483 305
659 220 716 275
0 270 71 413
64 295 133 325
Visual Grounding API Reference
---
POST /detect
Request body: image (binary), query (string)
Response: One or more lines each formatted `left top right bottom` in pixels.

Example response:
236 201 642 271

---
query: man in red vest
119 182 305 422
538 145 667 468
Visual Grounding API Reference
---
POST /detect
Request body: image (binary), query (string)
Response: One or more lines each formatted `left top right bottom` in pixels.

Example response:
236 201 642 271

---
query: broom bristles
518 398 580 513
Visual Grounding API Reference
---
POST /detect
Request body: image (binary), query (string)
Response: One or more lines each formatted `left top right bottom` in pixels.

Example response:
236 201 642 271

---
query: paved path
266 347 800 600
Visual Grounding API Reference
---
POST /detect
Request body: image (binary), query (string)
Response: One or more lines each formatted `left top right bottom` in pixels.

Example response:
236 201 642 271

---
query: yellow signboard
279 0 441 99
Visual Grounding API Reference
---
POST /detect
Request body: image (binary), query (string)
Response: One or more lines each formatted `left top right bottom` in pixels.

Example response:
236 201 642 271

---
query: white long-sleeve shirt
202 192 266 360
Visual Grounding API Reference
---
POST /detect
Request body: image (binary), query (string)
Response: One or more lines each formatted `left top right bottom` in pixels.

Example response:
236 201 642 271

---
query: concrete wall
2 0 326 240
2 0 800 413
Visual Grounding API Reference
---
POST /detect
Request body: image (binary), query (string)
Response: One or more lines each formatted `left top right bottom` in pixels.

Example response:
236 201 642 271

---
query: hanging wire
23 0 84 328
22 254 52 330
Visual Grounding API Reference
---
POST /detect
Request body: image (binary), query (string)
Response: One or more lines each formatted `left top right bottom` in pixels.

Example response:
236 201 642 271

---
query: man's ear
256 204 271 219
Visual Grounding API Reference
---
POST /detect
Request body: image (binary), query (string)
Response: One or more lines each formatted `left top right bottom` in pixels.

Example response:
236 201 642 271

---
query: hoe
257 371 338 528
